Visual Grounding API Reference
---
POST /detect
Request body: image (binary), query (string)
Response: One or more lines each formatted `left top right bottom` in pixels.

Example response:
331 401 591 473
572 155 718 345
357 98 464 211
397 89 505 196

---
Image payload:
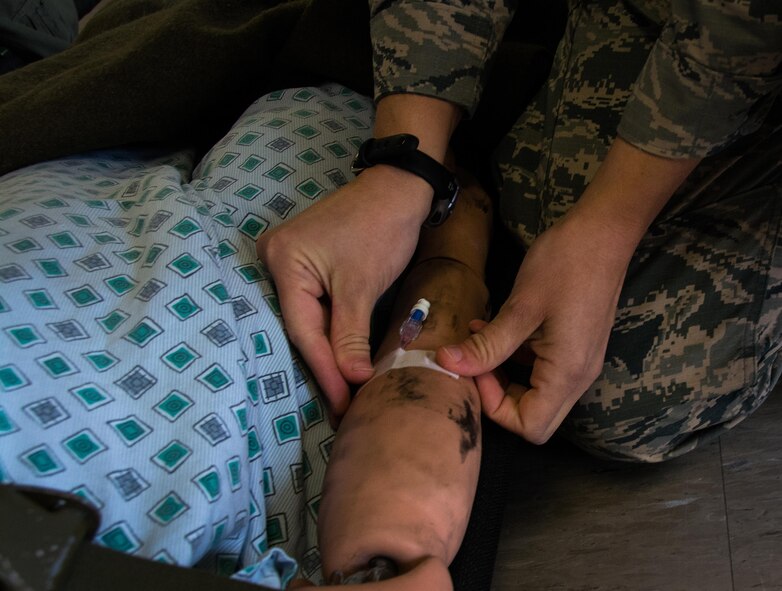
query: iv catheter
399 298 430 349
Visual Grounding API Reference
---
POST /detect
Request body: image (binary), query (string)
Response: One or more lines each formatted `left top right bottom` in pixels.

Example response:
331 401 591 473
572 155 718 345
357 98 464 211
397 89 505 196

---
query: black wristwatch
351 134 459 227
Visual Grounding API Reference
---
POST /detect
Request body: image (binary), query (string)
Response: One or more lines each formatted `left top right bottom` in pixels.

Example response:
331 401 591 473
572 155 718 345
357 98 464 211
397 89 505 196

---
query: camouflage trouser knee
495 0 782 462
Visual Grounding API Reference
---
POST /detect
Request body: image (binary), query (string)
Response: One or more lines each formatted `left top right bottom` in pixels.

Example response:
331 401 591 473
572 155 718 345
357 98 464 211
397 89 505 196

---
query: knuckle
465 331 498 365
564 352 604 386
505 286 542 317
332 333 371 356
587 356 606 381
499 295 528 323
526 432 549 446
519 415 553 445
521 420 553 445
286 324 318 349
261 230 289 258
256 234 281 265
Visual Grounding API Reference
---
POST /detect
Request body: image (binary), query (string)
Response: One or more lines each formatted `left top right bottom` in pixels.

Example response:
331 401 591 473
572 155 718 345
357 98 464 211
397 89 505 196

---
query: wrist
373 94 462 163
560 205 641 272
362 94 462 227
352 134 459 227
355 164 434 223
566 184 651 258
563 136 701 261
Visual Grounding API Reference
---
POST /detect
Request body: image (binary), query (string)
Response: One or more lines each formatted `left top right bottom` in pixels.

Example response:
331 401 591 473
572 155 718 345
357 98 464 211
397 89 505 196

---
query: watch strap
352 134 459 227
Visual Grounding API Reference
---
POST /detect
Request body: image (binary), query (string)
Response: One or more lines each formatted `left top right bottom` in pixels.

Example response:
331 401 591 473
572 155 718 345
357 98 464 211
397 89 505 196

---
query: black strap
359 140 458 204
352 134 459 227
0 484 275 591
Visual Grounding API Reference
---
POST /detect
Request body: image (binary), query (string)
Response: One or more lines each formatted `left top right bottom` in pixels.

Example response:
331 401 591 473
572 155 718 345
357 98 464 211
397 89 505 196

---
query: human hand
288 556 453 590
256 165 432 419
435 134 701 442
436 213 631 443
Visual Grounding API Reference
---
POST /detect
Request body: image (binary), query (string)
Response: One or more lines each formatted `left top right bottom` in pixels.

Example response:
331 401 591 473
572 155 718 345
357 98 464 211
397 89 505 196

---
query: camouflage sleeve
369 0 516 115
617 0 782 159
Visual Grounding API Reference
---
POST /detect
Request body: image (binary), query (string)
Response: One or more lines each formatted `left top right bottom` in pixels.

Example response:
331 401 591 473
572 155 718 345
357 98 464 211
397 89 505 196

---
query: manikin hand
288 556 453 590
256 165 432 419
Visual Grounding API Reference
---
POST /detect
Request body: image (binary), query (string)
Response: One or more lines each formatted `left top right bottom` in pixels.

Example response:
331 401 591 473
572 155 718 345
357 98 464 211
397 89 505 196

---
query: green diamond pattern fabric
0 83 374 587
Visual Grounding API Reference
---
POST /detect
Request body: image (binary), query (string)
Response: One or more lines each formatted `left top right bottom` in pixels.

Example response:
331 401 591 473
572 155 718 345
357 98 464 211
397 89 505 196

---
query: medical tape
371 348 460 380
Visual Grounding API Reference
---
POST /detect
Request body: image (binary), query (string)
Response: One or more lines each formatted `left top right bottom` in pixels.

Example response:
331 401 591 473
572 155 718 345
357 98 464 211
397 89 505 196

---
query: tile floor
492 388 781 590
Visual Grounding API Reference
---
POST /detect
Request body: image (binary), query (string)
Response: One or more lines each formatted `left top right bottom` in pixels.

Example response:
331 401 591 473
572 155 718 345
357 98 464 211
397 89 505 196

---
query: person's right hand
256 165 433 419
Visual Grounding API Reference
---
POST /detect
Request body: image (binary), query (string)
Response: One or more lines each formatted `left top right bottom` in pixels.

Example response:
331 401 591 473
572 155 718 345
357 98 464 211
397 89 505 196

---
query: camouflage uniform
370 0 782 461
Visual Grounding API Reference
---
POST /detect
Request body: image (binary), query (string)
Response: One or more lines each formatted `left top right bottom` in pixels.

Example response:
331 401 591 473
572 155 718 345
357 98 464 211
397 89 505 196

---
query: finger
437 300 541 376
254 225 278 263
477 362 582 444
330 292 377 385
469 319 534 366
277 283 352 418
317 557 453 590
515 364 583 444
474 371 528 436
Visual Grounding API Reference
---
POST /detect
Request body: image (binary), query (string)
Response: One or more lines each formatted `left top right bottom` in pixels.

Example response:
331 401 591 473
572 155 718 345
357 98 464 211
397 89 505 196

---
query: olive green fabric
0 0 78 58
0 0 551 178
0 0 375 176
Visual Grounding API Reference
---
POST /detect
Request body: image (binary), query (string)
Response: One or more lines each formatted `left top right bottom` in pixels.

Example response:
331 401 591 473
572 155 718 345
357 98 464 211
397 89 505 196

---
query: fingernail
352 362 374 374
442 346 463 363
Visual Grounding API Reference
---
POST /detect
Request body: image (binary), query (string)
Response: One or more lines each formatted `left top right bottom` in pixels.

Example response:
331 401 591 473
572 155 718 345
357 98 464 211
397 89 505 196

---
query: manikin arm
295 171 492 589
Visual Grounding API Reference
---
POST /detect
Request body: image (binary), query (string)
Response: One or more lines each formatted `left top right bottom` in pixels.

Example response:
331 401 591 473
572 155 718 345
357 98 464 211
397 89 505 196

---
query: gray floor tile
492 433 732 590
492 390 782 591
721 392 782 590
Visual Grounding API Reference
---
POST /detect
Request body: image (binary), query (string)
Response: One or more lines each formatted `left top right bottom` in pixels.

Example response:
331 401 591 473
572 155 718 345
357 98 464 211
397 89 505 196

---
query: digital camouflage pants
495 0 782 461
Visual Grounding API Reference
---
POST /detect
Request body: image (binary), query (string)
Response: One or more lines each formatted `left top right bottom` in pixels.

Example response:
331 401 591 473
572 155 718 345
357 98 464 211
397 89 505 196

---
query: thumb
437 300 540 376
329 294 376 385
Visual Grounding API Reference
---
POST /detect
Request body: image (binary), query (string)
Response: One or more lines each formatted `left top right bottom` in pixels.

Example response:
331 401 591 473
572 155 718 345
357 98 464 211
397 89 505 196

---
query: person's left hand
435 135 700 442
435 211 630 443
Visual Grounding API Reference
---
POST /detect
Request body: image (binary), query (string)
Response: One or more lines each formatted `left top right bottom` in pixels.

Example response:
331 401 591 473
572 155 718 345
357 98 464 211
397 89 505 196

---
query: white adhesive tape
371 348 460 380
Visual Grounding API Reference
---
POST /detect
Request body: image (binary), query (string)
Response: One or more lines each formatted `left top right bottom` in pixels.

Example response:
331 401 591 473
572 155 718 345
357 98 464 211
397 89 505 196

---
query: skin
257 87 700 446
436 136 700 443
256 94 461 420
290 173 492 589
288 557 452 590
